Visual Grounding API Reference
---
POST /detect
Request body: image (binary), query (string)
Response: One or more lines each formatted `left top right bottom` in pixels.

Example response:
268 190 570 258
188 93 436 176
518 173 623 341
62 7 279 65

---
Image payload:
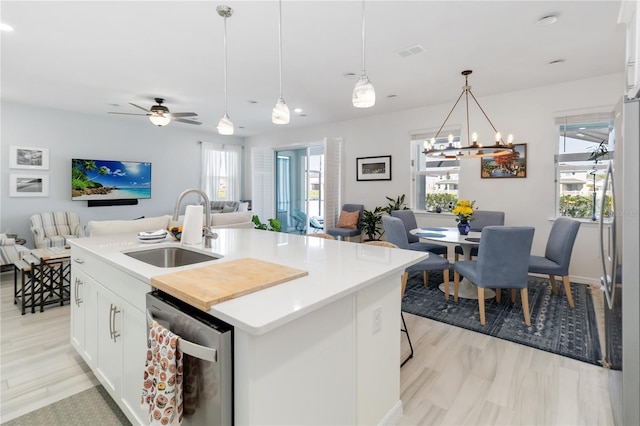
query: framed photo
9 146 49 170
356 155 392 181
9 174 49 197
480 144 527 179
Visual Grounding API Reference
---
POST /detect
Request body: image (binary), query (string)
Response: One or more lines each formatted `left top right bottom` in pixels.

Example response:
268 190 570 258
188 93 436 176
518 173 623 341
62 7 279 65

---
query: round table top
410 227 482 245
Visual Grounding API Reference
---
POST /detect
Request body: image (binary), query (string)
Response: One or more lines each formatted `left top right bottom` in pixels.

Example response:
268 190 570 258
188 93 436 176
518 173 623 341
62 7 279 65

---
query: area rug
402 270 603 366
2 385 130 426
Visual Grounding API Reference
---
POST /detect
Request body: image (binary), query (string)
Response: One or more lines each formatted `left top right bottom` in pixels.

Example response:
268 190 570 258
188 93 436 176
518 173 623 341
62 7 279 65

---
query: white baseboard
378 400 403 426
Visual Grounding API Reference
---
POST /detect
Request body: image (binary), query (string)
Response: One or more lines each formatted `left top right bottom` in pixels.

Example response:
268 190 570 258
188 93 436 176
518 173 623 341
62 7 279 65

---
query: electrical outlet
372 306 382 334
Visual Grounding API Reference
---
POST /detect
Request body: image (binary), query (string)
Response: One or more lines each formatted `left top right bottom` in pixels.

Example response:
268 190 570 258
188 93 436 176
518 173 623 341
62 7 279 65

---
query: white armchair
30 212 84 248
0 234 30 269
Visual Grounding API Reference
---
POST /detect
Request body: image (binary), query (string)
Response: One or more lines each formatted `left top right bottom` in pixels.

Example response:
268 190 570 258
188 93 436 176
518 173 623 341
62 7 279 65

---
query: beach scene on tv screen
72 159 151 200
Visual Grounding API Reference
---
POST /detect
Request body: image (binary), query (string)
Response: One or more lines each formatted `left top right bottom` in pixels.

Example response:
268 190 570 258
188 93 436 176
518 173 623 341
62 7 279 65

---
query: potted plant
361 206 385 241
252 215 282 232
382 194 409 216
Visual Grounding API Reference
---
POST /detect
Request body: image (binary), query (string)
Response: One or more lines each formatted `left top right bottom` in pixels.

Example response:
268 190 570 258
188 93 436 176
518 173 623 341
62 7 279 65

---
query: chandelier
422 70 516 159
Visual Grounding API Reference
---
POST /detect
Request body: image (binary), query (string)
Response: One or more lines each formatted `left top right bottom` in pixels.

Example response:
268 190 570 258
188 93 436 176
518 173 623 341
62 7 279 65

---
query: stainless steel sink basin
124 246 220 268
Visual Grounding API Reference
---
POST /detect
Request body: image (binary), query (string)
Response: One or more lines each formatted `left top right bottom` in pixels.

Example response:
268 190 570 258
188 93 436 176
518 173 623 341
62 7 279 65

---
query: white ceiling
0 1 626 137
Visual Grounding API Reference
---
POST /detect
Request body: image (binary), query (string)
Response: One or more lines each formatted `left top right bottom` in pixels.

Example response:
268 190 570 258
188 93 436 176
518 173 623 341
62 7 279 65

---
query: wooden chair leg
549 275 559 295
511 289 516 303
495 288 501 303
423 271 429 286
453 271 460 302
443 269 450 301
454 253 459 261
521 288 531 326
478 288 486 325
402 272 408 299
562 275 575 308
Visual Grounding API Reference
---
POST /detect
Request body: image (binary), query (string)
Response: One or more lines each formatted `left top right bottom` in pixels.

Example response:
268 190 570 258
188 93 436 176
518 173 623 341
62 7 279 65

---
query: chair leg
423 271 428 286
562 275 575 308
454 253 459 261
443 269 450 301
478 288 486 325
549 275 559 295
402 272 408 298
400 312 414 367
495 289 501 303
511 289 516 303
453 271 460 302
521 288 531 326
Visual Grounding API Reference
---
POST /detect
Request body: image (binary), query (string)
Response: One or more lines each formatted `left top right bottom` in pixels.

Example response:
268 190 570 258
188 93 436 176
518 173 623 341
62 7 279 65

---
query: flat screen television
72 159 152 201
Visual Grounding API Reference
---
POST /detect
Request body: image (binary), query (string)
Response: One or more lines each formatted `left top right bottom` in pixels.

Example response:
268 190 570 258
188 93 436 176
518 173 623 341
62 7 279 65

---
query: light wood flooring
0 272 614 425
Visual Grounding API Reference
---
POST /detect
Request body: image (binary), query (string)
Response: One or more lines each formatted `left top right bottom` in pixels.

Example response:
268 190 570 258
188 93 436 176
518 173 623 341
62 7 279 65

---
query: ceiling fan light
352 74 375 108
149 114 171 127
217 113 234 135
272 97 290 124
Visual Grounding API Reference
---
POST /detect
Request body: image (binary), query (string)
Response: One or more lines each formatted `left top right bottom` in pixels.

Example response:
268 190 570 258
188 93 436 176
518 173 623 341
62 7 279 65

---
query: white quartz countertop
70 229 426 335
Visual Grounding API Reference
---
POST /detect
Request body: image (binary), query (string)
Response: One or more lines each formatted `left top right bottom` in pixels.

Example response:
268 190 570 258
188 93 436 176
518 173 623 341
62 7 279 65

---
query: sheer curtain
201 142 242 201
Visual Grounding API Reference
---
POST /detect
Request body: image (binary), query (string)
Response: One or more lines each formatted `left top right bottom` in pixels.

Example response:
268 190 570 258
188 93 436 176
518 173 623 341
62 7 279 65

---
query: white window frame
200 142 242 201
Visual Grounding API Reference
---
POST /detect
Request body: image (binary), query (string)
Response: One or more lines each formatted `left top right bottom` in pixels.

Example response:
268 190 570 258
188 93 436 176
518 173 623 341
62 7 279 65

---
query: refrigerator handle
599 162 617 309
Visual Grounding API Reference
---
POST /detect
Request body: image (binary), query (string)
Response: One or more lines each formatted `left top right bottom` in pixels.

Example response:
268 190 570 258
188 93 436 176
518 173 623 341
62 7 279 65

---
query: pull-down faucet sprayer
172 189 218 248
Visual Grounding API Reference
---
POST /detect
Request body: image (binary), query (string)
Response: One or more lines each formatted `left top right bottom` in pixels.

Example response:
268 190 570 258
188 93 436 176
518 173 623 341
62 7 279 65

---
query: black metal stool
13 258 37 315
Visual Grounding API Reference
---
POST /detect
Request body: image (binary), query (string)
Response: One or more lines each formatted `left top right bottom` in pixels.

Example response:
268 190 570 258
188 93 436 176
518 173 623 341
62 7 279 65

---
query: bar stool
13 258 37 314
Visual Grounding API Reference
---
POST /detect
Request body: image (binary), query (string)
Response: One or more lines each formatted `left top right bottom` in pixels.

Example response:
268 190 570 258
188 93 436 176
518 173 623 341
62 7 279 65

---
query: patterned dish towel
142 320 184 425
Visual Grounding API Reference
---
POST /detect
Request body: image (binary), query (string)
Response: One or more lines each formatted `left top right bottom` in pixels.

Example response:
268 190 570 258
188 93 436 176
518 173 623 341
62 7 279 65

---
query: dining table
410 226 496 300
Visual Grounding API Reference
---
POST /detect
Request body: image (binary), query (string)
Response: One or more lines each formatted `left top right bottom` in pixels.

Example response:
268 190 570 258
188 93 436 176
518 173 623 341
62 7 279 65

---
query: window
201 143 242 201
555 113 614 219
411 129 460 212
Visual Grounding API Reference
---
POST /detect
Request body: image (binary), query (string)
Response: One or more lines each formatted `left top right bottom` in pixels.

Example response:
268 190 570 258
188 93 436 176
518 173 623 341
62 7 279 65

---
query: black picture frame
356 156 392 181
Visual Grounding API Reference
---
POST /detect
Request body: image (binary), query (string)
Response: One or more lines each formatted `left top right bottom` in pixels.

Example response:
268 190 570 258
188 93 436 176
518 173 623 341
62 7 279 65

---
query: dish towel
142 320 184 425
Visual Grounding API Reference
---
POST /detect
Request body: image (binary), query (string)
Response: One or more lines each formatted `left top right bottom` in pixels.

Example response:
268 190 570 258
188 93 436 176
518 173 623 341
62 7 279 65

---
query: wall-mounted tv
72 159 151 201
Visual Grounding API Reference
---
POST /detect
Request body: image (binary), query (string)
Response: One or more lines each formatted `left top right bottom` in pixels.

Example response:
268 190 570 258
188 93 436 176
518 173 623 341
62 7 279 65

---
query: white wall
245 73 624 283
1 101 243 247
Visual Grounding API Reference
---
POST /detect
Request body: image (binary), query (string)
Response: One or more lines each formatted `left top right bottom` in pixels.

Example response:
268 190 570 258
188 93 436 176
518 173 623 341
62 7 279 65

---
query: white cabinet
620 0 640 99
70 247 150 425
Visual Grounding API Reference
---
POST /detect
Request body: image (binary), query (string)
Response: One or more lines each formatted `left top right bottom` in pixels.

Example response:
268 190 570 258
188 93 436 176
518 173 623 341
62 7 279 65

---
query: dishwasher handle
146 310 218 363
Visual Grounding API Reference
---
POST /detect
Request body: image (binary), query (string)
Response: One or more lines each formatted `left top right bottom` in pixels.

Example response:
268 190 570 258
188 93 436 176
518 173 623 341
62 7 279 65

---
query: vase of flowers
452 200 475 235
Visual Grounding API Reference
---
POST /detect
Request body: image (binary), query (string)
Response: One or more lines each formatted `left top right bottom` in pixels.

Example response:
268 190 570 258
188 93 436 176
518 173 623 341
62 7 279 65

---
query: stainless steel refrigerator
601 97 639 426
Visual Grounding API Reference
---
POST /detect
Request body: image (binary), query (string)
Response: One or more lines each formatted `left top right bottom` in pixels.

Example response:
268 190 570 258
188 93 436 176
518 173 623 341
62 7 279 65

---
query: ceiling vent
396 44 425 58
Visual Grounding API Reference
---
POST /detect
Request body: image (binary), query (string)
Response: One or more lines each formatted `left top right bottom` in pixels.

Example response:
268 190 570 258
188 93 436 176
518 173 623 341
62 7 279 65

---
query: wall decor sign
9 146 49 170
356 155 392 181
9 174 49 197
480 143 527 179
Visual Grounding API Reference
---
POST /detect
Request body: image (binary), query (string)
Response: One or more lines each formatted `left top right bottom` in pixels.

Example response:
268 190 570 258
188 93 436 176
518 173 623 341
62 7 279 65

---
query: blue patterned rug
402 271 602 366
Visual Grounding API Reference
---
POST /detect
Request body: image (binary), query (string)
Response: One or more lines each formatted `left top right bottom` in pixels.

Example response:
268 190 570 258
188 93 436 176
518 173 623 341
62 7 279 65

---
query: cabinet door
70 268 97 366
95 287 123 396
121 307 149 425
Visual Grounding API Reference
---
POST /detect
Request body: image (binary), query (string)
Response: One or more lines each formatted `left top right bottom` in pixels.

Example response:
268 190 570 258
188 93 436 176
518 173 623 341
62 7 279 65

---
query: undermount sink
124 246 220 268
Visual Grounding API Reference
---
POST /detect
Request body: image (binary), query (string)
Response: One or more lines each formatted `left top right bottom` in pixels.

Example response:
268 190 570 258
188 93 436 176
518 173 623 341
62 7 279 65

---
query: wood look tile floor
0 272 614 425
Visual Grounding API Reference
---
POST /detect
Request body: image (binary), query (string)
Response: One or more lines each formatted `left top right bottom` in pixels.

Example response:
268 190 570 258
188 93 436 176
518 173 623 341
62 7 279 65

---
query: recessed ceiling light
387 94 397 99
344 72 358 79
299 114 307 117
548 59 565 65
248 100 258 104
238 126 245 129
294 108 303 114
537 14 559 26
0 23 14 32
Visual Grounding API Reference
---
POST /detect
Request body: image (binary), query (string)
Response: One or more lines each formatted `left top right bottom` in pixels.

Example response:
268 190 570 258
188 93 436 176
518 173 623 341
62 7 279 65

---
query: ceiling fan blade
108 112 150 116
129 102 151 112
168 112 198 118
173 118 201 125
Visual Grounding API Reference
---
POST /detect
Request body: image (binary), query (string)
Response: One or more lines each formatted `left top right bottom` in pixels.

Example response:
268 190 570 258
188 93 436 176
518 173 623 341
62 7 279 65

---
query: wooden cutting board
150 257 308 312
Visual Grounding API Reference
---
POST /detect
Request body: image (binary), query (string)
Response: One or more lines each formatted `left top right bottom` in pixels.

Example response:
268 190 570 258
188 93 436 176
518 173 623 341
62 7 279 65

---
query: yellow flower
453 200 476 222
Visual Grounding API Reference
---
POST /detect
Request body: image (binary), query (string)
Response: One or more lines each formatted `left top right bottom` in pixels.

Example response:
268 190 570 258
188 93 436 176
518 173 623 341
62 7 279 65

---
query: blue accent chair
391 210 448 257
326 204 364 242
382 216 452 299
528 217 580 308
454 210 505 260
454 226 535 325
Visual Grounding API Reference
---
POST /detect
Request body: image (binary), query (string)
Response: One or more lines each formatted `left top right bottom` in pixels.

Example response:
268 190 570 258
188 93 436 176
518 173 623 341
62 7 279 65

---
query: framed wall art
9 174 49 197
480 144 527 179
9 145 49 170
356 155 392 181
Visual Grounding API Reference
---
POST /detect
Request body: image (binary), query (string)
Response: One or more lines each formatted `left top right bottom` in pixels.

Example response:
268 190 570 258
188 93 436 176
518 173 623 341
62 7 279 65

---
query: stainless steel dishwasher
146 290 233 425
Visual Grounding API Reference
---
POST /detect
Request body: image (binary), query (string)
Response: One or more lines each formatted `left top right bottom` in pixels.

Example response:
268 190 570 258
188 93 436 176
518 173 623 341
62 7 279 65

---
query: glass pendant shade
352 74 376 108
149 114 171 127
272 97 290 124
217 113 234 135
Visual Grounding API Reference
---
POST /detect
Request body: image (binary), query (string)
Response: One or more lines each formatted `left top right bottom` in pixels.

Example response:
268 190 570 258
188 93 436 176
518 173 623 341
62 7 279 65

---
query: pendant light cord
278 0 283 97
361 0 366 75
223 15 228 114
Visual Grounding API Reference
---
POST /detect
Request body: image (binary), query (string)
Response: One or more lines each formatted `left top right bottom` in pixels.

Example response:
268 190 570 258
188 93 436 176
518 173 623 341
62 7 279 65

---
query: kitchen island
69 228 426 425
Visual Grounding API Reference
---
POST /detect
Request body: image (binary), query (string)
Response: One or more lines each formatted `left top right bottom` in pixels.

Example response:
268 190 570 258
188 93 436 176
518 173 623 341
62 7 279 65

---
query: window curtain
200 142 242 201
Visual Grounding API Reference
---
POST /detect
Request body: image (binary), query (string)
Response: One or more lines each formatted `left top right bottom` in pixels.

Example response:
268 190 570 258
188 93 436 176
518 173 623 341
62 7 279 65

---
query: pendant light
217 5 234 135
272 0 290 124
352 0 375 108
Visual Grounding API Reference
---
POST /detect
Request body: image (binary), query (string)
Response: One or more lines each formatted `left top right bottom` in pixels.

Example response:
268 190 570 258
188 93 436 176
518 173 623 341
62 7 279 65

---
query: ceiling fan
108 98 200 126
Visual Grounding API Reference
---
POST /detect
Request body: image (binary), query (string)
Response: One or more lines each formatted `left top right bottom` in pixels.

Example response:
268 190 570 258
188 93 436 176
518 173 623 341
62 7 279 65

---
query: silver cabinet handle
75 278 83 306
73 258 85 264
109 304 121 343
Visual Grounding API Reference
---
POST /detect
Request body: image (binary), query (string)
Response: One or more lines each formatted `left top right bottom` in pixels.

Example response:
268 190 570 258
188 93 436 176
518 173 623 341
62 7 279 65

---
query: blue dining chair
453 226 535 325
391 210 448 257
454 210 505 260
326 204 364 242
528 217 580 308
382 216 452 299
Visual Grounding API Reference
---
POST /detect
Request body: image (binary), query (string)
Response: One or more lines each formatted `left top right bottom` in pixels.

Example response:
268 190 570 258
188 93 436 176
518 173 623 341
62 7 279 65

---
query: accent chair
326 204 364 242
30 212 83 248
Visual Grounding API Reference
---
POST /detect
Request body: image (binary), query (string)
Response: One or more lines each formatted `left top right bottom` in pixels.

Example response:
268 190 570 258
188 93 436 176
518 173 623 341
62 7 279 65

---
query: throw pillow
222 204 236 213
337 210 359 229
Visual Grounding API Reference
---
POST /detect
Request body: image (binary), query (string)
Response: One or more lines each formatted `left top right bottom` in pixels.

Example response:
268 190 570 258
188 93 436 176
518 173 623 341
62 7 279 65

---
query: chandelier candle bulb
495 132 501 142
508 134 514 144
472 132 478 142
